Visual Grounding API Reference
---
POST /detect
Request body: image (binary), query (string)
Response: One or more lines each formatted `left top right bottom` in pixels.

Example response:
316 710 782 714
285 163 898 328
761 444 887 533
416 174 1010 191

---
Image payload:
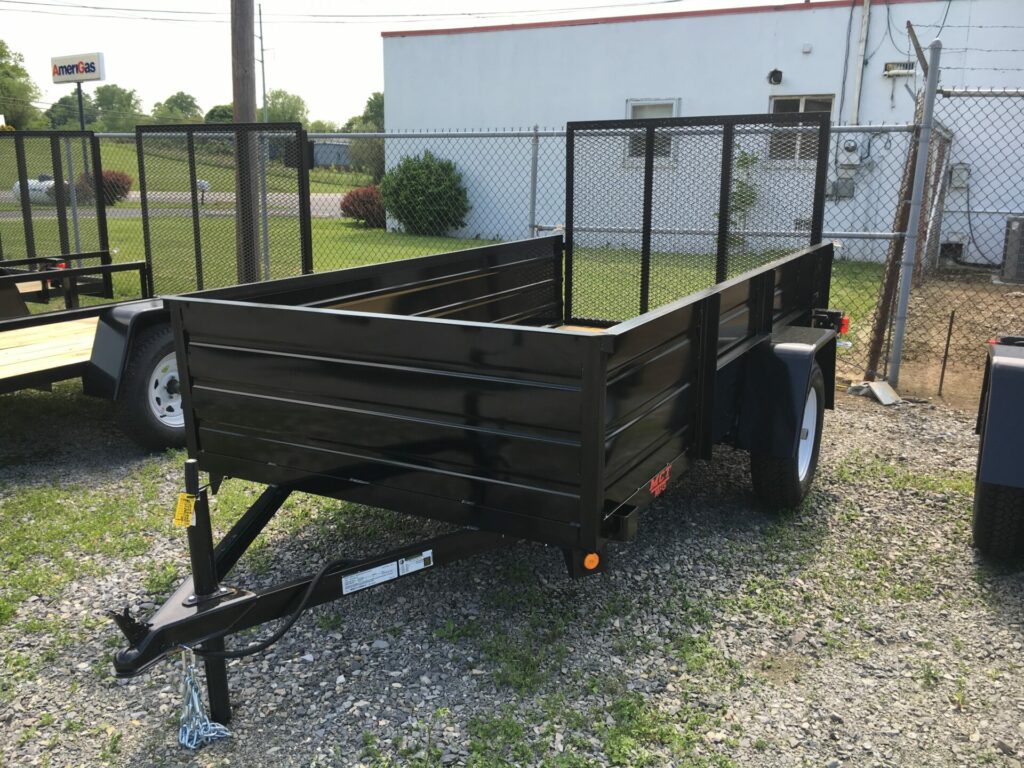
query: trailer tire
750 363 824 511
972 481 1024 561
116 324 187 451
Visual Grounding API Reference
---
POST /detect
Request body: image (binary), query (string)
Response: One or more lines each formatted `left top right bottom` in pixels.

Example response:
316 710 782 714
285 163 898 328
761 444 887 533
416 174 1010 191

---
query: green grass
0 136 370 195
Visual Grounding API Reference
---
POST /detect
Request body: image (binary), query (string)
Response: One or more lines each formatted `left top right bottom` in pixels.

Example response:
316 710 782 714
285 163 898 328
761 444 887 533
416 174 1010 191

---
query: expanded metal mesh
0 132 104 262
136 124 310 295
565 116 829 323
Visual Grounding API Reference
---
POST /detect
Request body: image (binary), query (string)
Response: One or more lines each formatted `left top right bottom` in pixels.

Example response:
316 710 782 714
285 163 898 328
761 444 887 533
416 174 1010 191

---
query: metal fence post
528 125 539 238
889 39 942 388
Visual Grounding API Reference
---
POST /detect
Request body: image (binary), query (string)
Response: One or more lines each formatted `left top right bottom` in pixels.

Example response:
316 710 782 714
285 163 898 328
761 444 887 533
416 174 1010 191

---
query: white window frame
767 94 834 163
624 97 681 164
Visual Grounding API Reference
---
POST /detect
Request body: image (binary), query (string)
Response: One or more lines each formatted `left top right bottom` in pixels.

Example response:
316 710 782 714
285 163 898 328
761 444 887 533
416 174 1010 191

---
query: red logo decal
649 465 671 497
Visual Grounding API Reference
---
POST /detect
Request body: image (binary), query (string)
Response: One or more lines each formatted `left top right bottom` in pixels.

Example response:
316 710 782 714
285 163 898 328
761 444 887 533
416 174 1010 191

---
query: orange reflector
839 315 850 335
583 552 600 571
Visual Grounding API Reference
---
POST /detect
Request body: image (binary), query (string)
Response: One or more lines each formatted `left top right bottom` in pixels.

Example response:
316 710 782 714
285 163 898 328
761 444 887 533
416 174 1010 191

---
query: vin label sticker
342 562 398 595
398 550 434 576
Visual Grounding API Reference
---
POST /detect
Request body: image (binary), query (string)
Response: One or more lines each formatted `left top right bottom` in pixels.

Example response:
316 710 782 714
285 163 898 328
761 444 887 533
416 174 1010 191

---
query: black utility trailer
111 114 843 724
972 336 1024 560
0 124 312 449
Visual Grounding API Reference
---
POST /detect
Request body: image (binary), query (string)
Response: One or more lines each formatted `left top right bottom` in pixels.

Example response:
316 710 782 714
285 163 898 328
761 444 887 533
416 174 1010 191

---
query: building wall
382 0 1024 262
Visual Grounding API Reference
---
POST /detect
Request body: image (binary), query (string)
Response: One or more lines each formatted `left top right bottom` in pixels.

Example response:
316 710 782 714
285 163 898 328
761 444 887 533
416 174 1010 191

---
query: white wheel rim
797 387 818 482
147 352 185 429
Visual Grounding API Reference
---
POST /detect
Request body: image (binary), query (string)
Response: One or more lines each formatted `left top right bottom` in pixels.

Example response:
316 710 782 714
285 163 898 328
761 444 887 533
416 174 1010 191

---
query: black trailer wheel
973 481 1024 561
116 324 187 450
751 363 825 511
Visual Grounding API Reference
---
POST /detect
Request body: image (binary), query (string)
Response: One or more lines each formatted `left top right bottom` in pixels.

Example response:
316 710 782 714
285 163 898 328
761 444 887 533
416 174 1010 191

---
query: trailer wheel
751 363 824 511
972 481 1024 561
116 324 187 450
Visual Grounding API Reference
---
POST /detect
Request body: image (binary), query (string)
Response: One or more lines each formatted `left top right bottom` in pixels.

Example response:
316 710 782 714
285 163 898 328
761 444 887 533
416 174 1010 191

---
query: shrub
75 170 134 206
340 185 385 228
0 124 15 132
100 170 133 205
379 151 469 236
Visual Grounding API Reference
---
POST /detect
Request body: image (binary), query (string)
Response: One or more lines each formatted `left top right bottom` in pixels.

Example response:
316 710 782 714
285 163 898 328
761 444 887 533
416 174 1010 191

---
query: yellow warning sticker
174 493 196 528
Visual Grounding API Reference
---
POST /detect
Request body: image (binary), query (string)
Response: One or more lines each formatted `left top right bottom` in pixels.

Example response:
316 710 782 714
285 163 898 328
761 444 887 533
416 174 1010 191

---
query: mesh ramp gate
565 113 830 323
136 123 313 295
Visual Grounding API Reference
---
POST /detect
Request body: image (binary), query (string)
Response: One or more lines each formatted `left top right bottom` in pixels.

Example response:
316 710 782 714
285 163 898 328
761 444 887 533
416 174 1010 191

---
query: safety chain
178 647 231 750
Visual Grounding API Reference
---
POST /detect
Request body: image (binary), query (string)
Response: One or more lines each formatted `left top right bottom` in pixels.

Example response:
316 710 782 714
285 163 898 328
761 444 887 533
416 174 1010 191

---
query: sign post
51 52 105 257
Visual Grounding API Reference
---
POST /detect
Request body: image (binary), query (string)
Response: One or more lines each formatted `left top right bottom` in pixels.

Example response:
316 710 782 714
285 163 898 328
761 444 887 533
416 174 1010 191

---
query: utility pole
258 4 268 123
231 0 257 123
231 0 259 283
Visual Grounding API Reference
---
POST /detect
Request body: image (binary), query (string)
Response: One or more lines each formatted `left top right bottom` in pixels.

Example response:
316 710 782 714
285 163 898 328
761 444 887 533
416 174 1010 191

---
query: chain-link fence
5 83 1019 401
889 88 1024 398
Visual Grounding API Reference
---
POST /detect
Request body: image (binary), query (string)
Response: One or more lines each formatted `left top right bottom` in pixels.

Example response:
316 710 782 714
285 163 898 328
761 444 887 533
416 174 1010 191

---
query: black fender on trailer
976 338 1024 490
735 324 836 458
82 298 168 400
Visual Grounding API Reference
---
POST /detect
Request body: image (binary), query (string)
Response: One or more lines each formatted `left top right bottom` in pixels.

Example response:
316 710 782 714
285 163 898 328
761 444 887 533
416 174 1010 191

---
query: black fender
82 299 169 400
976 338 1024 489
736 325 836 458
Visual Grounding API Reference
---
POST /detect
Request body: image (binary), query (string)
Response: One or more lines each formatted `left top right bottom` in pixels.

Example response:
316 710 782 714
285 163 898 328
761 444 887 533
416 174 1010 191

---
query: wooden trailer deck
0 317 98 393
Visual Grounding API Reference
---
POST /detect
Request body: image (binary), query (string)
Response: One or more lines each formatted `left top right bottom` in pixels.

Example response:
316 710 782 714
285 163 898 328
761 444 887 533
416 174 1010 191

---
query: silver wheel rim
797 387 818 482
147 352 184 429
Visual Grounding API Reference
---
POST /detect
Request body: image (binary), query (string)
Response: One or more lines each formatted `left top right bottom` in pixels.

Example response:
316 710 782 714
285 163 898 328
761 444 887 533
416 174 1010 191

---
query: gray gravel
1 388 1022 767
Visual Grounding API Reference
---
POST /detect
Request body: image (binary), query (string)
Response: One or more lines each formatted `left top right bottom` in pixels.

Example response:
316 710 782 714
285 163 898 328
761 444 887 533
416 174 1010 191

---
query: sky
3 0 827 125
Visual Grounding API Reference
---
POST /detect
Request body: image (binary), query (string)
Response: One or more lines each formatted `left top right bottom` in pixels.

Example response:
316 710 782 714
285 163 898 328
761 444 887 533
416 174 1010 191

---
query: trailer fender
737 325 836 458
976 339 1024 490
82 299 169 400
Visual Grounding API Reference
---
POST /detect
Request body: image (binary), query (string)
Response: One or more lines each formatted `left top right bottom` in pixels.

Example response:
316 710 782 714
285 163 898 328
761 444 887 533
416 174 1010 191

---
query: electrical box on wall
950 163 971 190
883 61 915 77
829 178 855 199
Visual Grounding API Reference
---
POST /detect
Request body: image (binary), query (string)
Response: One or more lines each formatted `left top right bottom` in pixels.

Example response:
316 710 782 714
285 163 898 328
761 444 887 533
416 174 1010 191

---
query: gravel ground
1 385 1022 768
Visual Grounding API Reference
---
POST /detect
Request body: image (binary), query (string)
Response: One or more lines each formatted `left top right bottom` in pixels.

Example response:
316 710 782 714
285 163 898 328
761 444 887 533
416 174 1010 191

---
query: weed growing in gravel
949 677 969 711
0 457 175 627
917 662 941 689
141 562 178 594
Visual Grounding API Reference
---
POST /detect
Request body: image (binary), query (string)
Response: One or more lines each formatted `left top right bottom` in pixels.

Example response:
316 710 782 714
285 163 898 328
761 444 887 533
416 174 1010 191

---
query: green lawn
0 136 370 197
9 211 885 332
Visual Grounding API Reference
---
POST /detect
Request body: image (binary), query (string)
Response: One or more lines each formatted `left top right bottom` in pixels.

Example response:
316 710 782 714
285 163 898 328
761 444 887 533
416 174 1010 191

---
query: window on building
768 95 833 160
626 99 678 158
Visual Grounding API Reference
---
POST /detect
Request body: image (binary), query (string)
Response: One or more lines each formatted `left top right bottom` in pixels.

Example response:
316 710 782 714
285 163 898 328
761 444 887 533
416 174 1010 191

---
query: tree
263 89 308 124
342 91 384 132
362 92 384 130
204 103 233 123
0 40 43 129
152 91 203 123
45 92 98 129
308 118 338 133
341 92 385 182
93 84 143 132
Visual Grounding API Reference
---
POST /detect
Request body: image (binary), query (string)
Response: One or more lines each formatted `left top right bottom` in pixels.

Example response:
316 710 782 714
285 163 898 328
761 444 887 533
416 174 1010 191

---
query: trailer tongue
111 113 844 728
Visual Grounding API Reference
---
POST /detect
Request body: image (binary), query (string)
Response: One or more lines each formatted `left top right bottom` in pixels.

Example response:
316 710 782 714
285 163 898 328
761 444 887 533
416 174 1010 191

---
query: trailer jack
110 459 515 724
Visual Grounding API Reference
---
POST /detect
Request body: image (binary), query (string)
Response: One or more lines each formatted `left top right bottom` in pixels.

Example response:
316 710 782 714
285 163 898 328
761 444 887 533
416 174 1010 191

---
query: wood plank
16 281 44 295
0 317 98 382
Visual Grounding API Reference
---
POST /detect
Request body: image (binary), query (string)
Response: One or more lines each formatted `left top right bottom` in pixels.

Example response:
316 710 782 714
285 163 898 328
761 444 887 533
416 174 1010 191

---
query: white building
382 0 1024 264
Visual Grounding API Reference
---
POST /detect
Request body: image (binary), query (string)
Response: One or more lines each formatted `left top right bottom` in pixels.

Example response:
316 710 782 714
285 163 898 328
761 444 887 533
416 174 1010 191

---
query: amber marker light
583 552 600 570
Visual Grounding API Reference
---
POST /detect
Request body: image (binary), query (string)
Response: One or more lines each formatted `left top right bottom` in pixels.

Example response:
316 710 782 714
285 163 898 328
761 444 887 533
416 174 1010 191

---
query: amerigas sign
51 53 105 84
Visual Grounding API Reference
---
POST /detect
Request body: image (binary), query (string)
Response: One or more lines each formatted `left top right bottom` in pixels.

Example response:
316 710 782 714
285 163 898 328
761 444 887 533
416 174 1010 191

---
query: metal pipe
62 138 83 260
938 309 955 396
535 223 906 240
96 124 916 141
528 125 539 238
850 0 871 125
889 39 942 388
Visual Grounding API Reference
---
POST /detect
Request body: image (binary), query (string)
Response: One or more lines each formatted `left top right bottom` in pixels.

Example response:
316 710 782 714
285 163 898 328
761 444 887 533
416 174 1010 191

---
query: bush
0 124 15 132
340 185 385 228
379 151 469 236
100 170 133 205
75 170 134 206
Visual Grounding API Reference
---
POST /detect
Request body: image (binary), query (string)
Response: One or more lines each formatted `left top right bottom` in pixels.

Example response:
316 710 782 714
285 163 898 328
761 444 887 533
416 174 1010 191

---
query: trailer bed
0 317 98 393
